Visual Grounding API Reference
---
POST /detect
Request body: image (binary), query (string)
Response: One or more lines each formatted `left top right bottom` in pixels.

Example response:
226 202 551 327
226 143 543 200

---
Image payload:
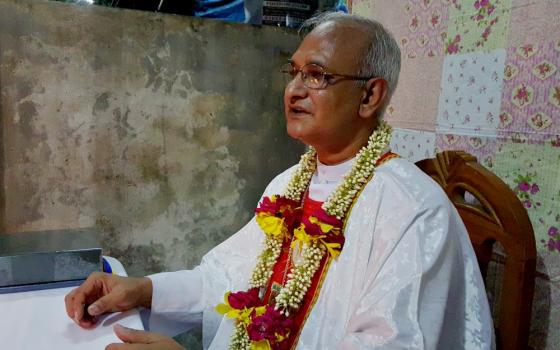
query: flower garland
216 121 393 350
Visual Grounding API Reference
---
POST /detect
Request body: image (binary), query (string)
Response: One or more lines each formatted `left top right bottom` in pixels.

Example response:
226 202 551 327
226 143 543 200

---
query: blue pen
102 257 113 274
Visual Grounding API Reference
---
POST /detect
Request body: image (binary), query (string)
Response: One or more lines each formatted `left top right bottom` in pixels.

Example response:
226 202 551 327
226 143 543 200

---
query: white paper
0 286 144 350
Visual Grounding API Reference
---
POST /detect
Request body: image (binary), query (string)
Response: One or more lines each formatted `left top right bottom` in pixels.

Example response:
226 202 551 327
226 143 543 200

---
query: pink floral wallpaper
500 42 560 143
352 0 560 348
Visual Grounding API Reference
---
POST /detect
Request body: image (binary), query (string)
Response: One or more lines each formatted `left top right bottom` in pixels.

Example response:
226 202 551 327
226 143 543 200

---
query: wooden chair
415 151 536 350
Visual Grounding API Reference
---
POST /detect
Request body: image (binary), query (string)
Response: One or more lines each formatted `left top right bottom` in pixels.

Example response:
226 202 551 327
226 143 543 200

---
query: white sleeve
143 268 204 336
338 200 492 349
141 216 268 339
148 267 204 320
143 167 297 340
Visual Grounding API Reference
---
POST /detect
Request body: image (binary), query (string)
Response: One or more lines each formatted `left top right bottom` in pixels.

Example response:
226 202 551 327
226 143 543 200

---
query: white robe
148 157 495 349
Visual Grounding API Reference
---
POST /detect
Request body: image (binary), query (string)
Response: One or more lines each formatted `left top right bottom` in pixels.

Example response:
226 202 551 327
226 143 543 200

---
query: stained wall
0 0 303 276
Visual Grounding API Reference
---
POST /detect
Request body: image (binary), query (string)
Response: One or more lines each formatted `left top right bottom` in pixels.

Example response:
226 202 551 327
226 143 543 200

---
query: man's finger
68 274 106 326
72 291 87 324
113 324 165 344
64 289 77 319
87 288 116 316
88 282 129 316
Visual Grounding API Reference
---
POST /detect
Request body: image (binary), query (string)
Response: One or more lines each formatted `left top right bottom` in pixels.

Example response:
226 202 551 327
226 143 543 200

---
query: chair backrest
415 151 536 350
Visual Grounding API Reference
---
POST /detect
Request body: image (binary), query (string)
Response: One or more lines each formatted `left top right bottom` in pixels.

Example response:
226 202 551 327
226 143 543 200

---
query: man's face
284 24 367 153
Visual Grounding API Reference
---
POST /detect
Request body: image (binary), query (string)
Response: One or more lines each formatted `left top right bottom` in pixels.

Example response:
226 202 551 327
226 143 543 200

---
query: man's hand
105 325 185 350
64 272 153 328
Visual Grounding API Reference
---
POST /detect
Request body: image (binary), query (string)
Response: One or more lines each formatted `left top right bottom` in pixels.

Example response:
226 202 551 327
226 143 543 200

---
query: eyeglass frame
281 61 374 90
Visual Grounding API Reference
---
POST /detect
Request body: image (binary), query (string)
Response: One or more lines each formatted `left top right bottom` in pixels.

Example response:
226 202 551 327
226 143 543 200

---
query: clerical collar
314 156 356 185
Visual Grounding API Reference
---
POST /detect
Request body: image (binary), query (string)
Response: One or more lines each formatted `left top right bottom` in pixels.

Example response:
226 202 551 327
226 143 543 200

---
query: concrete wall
0 0 304 276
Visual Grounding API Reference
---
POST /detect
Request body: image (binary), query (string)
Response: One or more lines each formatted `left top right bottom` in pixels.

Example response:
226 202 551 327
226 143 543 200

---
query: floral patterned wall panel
352 0 560 348
390 128 437 161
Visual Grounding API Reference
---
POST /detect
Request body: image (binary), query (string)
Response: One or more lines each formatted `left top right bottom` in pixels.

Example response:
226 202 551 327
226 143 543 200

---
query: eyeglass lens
281 63 326 89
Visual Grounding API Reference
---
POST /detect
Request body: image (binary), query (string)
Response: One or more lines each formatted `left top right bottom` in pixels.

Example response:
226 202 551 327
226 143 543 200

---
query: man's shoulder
374 157 450 208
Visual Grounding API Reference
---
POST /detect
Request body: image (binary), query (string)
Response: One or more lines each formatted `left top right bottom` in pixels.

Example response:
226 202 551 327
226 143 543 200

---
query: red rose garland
215 122 393 350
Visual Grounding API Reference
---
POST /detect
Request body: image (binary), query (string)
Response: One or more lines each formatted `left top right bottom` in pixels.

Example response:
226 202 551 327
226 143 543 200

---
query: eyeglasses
281 62 372 90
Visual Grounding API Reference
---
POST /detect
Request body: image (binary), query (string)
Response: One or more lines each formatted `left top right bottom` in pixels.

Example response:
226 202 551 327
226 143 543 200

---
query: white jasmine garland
284 150 317 201
249 236 283 288
229 121 393 348
324 122 392 219
275 241 324 313
229 323 251 350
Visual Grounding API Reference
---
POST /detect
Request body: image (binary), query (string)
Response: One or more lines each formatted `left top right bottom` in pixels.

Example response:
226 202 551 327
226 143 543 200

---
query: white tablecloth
0 256 144 350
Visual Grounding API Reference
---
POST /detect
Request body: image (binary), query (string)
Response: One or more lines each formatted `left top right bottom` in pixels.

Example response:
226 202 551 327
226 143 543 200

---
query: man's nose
285 73 308 102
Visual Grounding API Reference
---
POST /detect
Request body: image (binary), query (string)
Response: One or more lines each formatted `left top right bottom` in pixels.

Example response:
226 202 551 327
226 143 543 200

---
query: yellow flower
275 331 290 342
251 340 272 350
292 223 342 259
292 224 319 248
309 216 333 233
322 241 342 259
256 213 287 238
214 292 265 325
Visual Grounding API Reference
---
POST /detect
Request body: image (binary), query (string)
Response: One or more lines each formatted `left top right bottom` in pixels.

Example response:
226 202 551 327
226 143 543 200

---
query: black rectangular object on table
0 228 102 291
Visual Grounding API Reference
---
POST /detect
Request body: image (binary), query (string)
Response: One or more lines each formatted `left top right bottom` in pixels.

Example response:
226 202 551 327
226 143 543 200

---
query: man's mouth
289 106 311 115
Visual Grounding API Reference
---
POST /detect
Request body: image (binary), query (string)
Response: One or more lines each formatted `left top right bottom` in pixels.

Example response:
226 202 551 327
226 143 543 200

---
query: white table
0 257 144 350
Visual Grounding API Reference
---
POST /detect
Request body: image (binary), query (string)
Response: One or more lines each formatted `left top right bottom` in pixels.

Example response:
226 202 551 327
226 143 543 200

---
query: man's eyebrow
286 58 327 68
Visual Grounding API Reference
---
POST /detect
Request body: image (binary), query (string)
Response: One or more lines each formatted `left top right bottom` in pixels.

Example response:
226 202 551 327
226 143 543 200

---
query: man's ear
359 78 388 120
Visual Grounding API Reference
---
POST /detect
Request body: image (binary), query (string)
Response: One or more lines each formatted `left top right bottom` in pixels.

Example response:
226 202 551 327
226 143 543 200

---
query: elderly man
65 12 494 350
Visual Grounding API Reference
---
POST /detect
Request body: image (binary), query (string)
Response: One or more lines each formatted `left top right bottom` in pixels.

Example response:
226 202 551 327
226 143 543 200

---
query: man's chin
286 125 312 145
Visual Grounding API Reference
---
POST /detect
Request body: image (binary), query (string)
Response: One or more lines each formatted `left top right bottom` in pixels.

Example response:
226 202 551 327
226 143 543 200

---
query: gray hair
299 12 401 117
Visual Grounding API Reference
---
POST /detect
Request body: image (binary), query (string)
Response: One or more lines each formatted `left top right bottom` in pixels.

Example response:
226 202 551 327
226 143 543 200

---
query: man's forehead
291 22 368 69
